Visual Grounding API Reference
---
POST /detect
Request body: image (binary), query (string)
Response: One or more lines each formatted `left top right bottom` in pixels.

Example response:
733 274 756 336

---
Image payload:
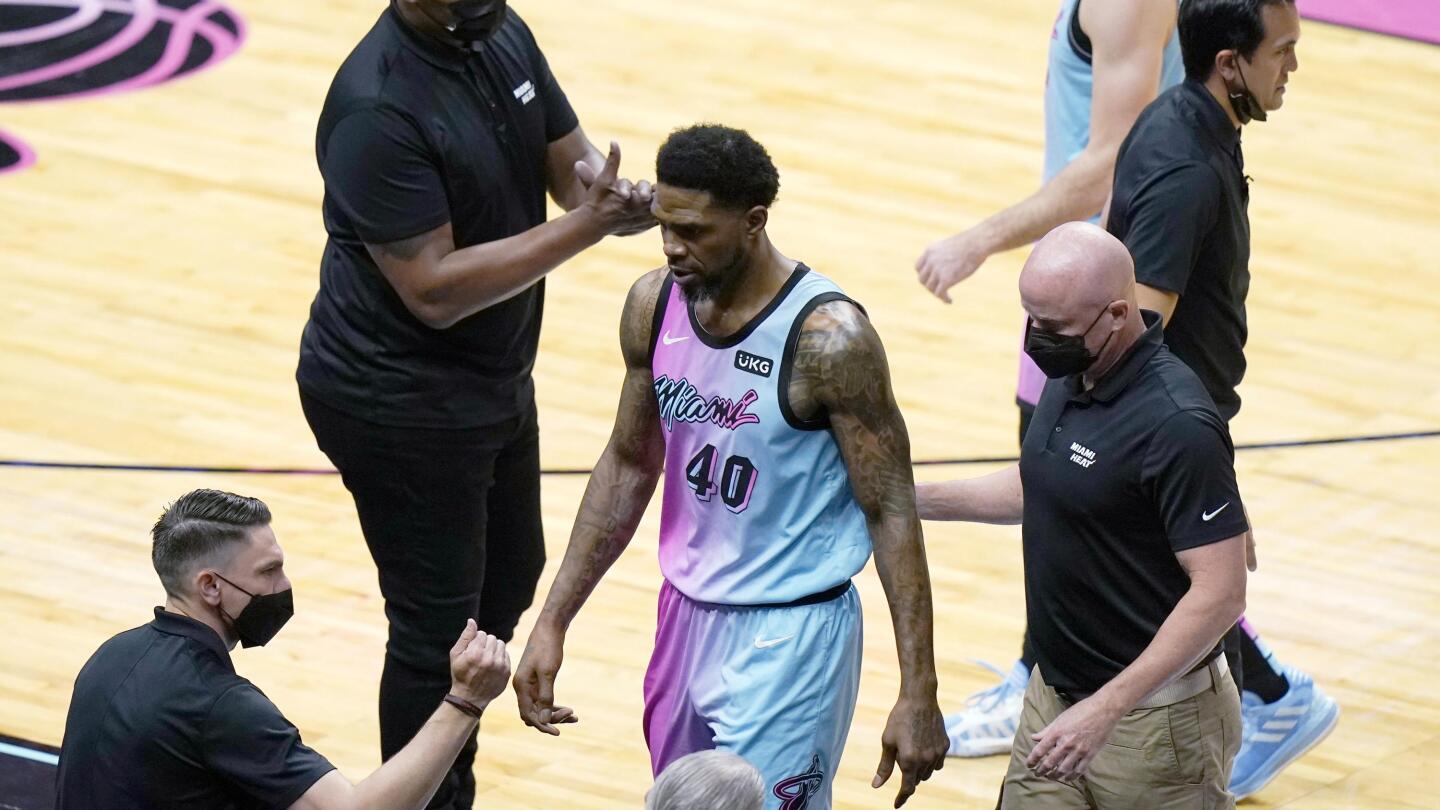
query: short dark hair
1180 0 1295 82
152 489 271 596
655 124 779 210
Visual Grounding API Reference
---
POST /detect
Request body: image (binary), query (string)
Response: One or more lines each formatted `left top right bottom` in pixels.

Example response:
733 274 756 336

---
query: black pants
302 391 546 810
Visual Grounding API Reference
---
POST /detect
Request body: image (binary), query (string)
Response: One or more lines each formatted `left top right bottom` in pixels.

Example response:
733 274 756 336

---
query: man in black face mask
57 489 514 810
302 2 655 807
919 223 1250 808
1103 0 1337 800
1023 303 1119 380
410 0 509 47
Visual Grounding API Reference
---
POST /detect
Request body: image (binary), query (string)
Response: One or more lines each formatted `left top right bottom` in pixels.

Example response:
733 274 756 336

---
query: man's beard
678 250 746 305
678 273 727 304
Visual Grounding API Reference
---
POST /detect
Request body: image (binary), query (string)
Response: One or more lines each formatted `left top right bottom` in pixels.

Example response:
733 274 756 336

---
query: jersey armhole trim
1068 0 1093 65
646 272 675 368
778 292 866 432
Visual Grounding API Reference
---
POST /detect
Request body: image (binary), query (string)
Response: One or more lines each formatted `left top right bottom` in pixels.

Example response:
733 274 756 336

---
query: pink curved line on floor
0 130 38 175
24 5 243 102
0 0 105 48
0 0 159 92
158 8 242 80
0 0 247 175
98 0 227 94
0 0 246 104
0 0 243 57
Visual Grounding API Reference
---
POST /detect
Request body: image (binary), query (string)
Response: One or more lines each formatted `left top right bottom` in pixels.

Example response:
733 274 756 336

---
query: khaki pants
1000 666 1241 810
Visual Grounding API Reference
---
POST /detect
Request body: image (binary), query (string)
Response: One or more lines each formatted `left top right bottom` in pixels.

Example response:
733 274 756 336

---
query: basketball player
917 0 1182 439
513 124 949 809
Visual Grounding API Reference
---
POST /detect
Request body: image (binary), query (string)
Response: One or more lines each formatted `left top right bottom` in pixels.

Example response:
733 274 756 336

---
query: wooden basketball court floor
2 1 1438 806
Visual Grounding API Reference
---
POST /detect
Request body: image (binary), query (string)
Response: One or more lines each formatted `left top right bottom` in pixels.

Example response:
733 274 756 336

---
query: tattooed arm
790 302 948 807
512 269 667 735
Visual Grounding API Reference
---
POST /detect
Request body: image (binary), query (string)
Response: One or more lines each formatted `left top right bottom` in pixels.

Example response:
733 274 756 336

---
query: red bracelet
443 694 484 719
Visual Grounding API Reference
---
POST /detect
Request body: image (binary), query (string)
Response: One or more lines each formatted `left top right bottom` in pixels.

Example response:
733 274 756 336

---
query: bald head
1020 223 1148 382
1019 222 1136 326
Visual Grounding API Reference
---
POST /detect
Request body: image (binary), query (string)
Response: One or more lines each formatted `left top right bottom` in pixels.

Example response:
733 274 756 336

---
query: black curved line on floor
0 430 1436 476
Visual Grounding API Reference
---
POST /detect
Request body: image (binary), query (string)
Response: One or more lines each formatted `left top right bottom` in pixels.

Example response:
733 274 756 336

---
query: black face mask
215 573 294 648
1228 58 1267 124
1024 305 1115 379
424 1 506 47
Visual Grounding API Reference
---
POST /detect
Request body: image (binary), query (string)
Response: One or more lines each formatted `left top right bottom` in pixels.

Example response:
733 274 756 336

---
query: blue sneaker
1230 666 1340 799
944 659 1029 757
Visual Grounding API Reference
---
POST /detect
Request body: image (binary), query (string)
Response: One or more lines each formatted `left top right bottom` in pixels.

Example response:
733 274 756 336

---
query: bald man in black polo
918 223 1248 808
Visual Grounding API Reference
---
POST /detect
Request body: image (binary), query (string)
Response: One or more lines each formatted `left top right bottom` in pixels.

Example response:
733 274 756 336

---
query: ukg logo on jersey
653 375 761 432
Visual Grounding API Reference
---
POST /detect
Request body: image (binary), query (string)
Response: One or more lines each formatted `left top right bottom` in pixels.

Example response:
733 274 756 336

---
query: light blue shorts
642 579 862 810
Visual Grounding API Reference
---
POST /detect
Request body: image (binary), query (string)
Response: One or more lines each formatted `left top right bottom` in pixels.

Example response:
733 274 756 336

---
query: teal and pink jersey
644 264 870 805
648 265 873 605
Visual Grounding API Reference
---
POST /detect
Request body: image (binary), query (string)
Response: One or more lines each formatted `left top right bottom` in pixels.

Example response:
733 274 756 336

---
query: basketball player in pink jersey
513 124 948 809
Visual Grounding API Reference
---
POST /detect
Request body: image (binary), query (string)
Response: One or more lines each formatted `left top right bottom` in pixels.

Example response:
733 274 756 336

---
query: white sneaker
944 659 1029 757
1230 665 1340 799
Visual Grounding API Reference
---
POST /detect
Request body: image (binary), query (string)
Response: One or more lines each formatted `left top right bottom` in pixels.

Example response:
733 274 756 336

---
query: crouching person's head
646 750 765 810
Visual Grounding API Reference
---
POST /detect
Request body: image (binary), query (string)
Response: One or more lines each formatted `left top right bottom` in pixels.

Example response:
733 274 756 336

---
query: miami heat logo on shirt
653 375 762 432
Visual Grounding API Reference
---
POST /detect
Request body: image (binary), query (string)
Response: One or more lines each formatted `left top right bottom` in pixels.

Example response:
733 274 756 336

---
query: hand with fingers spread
512 621 578 735
448 619 512 711
1025 694 1123 784
872 694 948 807
915 228 992 303
575 141 656 237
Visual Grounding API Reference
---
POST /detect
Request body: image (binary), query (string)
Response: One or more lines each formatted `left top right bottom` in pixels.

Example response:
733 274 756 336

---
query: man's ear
1215 48 1240 84
744 205 768 237
195 569 223 607
1110 299 1130 332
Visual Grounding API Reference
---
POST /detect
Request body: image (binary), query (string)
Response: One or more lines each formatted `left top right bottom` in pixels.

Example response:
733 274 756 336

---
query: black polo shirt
1106 80 1251 420
298 6 579 428
55 608 333 809
1020 312 1250 695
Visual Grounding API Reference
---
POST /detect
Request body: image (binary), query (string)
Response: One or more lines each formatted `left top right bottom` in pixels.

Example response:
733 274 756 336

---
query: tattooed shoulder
620 268 669 368
792 301 915 519
788 300 889 419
